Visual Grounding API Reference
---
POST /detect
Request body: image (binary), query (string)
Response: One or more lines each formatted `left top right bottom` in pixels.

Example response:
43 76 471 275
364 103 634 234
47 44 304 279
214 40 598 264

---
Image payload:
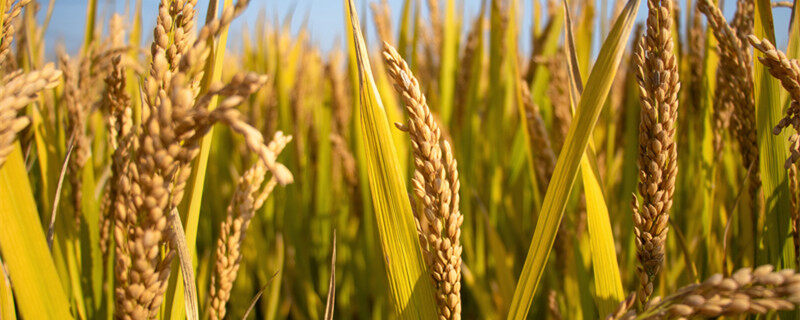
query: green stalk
79 155 102 318
82 0 97 53
128 0 143 127
529 12 563 120
510 0 540 219
397 0 412 59
698 4 720 276
439 0 457 126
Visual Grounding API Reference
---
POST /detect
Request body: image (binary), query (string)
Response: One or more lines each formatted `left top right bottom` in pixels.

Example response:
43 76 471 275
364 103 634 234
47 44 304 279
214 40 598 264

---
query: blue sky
46 0 790 58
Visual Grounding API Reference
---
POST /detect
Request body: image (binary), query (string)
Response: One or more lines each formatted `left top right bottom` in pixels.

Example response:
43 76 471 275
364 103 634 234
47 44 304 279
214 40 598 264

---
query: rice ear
610 265 800 319
632 0 681 305
383 42 463 320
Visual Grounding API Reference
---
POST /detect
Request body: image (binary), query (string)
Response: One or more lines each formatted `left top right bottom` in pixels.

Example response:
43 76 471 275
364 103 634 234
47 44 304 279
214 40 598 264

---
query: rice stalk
437 0 457 126
453 14 482 126
686 4 705 116
426 0 443 50
790 163 800 268
323 232 337 320
561 5 625 312
547 290 562 320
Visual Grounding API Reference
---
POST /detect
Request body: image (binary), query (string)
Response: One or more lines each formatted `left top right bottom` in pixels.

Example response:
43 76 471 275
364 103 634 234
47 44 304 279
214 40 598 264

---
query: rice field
2 0 800 319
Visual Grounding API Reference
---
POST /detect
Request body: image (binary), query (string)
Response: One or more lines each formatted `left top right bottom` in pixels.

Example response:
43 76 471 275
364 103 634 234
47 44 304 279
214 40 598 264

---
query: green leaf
580 155 624 316
0 255 16 320
343 0 438 318
0 143 73 320
506 0 640 316
562 3 625 314
753 0 795 271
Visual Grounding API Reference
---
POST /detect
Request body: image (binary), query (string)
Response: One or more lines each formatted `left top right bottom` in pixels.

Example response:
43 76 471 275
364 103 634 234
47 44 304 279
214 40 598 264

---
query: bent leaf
343 0 438 318
506 0 640 317
563 3 625 314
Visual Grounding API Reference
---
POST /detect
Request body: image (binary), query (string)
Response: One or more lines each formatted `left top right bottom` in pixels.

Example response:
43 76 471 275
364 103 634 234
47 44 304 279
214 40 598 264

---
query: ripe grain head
209 131 292 320
383 42 463 320
610 265 800 319
631 0 680 304
0 63 61 168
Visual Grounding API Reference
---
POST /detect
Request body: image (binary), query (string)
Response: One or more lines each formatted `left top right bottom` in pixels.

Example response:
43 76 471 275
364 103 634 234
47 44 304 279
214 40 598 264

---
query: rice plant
3 0 800 319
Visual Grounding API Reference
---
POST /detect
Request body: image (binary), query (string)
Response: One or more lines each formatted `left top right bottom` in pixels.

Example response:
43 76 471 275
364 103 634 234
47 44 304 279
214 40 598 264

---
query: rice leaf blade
506 0 639 316
343 0 438 318
753 0 796 271
0 255 16 320
0 143 73 320
580 155 624 316
563 4 625 312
